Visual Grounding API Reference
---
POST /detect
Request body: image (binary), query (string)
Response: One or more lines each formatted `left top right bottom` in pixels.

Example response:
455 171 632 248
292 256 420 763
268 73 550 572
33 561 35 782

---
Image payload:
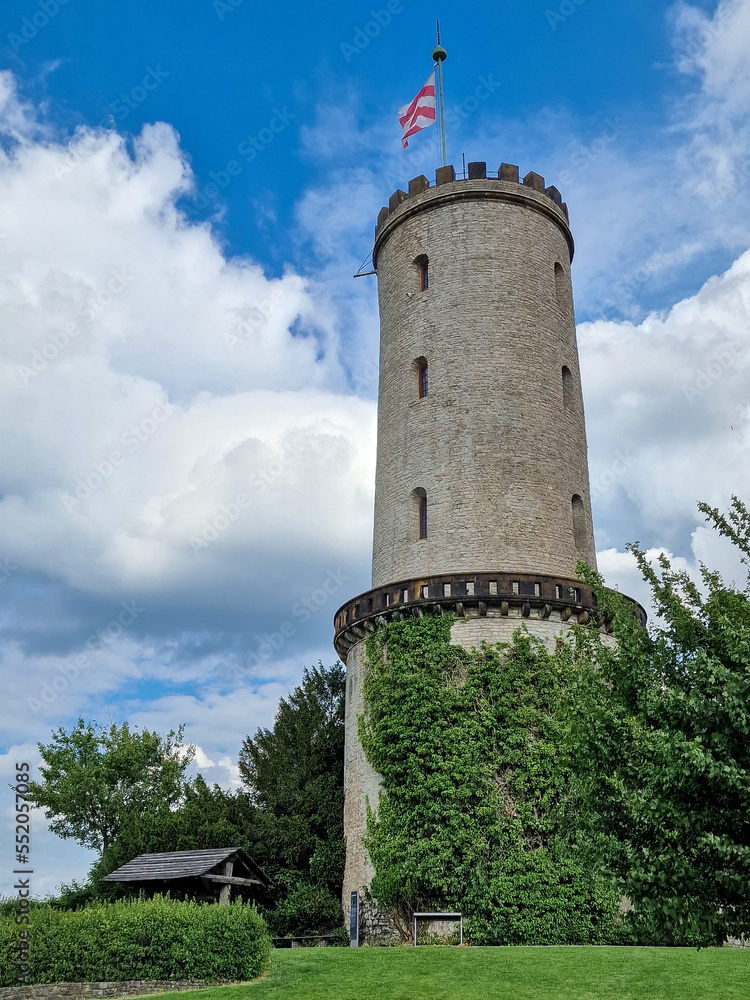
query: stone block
499 162 520 182
467 161 487 179
435 164 456 185
408 174 430 196
523 170 545 192
388 189 407 212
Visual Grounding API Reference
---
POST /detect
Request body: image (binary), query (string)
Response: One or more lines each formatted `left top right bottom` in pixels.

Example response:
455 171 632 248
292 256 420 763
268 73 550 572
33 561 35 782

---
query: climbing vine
359 614 622 945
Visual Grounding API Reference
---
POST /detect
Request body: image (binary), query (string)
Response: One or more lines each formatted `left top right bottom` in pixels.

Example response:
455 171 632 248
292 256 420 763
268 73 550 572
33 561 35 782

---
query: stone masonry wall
341 615 612 935
371 177 597 589
342 638 381 925
0 981 239 1000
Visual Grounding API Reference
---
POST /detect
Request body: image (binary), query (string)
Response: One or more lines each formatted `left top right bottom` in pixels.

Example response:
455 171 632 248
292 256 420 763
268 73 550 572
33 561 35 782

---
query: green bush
0 896 270 986
265 883 344 938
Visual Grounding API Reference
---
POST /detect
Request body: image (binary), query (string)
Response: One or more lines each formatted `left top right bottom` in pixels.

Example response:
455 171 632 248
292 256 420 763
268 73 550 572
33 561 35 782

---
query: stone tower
333 161 644 943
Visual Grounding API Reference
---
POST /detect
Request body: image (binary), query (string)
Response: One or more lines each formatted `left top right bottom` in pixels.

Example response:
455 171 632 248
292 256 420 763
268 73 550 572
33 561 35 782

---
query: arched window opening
419 363 428 398
562 366 573 410
572 495 586 552
414 356 428 399
413 487 428 539
554 262 568 313
415 254 429 292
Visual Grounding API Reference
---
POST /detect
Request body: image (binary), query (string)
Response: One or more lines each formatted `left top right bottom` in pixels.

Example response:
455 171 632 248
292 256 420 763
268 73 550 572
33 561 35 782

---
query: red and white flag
398 72 436 149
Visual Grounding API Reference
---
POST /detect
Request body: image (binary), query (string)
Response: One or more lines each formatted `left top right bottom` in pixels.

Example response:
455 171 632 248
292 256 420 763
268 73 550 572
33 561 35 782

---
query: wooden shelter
102 847 270 904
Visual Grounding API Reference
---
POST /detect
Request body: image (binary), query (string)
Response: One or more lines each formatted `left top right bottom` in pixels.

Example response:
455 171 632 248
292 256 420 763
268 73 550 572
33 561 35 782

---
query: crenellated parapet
374 161 570 263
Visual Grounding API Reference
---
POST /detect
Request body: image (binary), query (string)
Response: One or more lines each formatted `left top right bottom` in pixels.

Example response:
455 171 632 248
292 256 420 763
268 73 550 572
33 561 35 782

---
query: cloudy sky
1 0 750 895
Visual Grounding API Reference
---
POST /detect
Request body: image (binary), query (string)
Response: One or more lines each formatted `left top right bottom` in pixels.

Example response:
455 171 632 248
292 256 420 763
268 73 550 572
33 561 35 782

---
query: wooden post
218 861 233 905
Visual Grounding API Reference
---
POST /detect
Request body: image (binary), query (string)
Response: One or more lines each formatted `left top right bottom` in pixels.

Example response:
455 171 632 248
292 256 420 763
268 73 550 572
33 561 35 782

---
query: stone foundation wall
342 638 381 916
450 609 615 653
341 612 613 941
359 897 401 946
0 981 239 1000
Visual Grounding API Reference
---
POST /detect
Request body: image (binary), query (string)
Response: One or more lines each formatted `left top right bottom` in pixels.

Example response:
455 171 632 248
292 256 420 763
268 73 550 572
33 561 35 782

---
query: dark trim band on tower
333 571 647 662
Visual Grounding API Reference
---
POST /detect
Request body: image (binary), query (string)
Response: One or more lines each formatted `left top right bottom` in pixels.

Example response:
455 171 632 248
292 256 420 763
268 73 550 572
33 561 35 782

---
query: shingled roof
102 847 269 888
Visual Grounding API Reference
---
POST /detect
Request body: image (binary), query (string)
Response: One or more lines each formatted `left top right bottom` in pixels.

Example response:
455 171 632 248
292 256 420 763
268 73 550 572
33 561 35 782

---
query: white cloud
0 71 376 609
584 247 750 564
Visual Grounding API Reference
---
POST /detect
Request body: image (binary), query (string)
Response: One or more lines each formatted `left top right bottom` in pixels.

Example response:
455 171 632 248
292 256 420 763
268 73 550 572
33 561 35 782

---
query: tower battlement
374 162 571 261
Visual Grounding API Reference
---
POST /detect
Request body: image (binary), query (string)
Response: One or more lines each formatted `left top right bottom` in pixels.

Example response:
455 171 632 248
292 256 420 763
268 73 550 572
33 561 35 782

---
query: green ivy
359 614 622 945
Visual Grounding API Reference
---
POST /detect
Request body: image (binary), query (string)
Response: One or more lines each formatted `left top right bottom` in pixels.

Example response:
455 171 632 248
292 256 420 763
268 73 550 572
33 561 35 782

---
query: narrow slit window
489 581 498 596
419 363 429 398
415 254 429 291
512 581 520 595
554 261 568 313
572 494 587 552
466 581 475 596
414 487 428 541
419 494 428 538
402 589 409 603
443 583 451 598
562 366 573 410
421 584 429 599
534 583 541 597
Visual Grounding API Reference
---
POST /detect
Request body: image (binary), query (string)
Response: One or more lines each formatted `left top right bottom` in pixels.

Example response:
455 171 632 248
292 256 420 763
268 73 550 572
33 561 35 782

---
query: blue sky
1 0 750 893
3 0 720 290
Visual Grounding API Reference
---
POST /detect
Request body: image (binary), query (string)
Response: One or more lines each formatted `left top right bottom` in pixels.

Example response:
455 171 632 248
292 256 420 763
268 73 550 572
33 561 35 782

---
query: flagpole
432 21 447 168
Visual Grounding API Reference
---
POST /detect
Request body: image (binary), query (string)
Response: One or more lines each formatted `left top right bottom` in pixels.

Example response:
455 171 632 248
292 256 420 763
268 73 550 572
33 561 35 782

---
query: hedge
0 896 270 986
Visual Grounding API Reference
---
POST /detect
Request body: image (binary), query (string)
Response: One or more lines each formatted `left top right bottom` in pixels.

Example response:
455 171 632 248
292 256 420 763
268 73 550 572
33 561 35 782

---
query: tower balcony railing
333 571 646 662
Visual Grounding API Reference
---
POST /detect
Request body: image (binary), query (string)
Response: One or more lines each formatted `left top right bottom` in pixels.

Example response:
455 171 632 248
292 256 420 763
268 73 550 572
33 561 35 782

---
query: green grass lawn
176 946 750 1000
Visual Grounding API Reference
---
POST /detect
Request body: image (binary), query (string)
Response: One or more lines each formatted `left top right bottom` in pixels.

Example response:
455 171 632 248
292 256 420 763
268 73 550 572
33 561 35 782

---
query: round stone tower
334 161 644 944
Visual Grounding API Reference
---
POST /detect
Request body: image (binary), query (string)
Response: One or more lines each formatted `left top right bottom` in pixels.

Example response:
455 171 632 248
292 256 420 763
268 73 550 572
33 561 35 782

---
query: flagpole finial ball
432 45 447 63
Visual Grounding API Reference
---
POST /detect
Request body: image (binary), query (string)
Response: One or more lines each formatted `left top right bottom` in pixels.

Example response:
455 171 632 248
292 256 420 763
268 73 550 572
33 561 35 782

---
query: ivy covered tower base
333 162 645 944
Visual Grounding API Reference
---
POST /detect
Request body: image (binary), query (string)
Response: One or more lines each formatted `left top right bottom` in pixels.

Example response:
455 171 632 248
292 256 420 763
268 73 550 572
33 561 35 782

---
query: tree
27 719 195 864
571 496 750 945
238 663 346 927
84 776 261 901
